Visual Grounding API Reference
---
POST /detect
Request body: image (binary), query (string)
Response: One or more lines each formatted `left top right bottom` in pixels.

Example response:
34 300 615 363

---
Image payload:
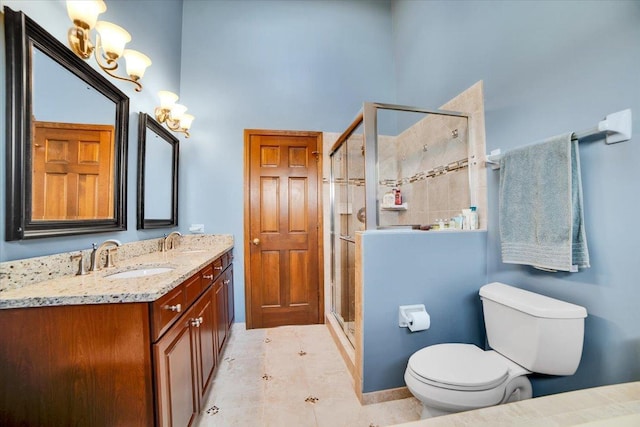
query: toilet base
421 405 454 419
415 376 533 420
502 376 533 404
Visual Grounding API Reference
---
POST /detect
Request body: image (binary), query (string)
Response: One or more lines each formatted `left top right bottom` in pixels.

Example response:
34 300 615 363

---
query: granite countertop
0 239 233 309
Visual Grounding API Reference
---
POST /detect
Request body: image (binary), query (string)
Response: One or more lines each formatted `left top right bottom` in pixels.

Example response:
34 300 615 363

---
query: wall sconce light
154 91 195 138
66 0 151 92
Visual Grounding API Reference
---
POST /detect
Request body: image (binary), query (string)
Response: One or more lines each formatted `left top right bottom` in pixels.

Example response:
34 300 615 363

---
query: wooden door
244 130 323 329
32 121 114 220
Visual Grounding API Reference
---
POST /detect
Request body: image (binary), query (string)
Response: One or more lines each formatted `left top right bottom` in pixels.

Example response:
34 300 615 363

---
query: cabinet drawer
184 273 202 310
212 257 224 278
221 251 233 271
201 264 215 290
151 286 185 342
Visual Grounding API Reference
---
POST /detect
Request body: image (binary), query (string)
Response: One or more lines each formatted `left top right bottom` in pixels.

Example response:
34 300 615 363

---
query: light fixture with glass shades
154 91 195 138
66 0 151 92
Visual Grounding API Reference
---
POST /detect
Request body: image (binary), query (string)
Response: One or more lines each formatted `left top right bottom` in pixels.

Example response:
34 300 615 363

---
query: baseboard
325 313 356 379
361 386 413 405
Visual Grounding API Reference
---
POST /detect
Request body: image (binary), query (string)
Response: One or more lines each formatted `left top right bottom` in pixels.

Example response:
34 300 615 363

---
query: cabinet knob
223 279 230 285
251 238 260 246
166 304 181 313
203 274 214 280
190 317 204 327
214 266 223 271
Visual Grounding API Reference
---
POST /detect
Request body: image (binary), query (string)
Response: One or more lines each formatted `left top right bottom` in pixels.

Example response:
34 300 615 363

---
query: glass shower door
331 125 365 346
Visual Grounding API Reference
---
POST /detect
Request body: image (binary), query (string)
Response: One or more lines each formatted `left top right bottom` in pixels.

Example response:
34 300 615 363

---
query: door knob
252 238 260 246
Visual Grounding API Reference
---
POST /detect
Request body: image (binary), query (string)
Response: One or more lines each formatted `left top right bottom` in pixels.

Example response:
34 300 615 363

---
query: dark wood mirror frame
137 113 179 229
4 7 129 241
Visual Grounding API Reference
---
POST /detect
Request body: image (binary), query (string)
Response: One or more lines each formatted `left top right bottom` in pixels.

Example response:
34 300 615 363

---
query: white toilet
405 282 587 419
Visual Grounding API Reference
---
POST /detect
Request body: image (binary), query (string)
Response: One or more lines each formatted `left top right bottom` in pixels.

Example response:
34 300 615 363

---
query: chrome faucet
90 239 122 272
162 231 182 252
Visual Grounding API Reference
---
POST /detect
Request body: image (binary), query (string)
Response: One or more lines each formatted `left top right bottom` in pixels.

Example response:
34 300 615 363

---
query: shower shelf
381 203 408 211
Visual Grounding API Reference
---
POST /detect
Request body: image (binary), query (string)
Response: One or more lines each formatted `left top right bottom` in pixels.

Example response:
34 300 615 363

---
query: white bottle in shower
462 209 471 230
469 206 478 230
382 191 395 207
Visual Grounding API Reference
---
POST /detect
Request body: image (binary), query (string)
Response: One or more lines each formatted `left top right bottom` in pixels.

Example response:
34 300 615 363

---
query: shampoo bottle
394 188 402 205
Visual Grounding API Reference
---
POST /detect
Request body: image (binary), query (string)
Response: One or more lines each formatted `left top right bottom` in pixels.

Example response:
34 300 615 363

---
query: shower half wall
329 103 478 347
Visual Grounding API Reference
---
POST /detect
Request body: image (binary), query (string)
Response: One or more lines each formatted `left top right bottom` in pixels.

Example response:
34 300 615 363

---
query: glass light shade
66 0 106 29
122 49 152 79
95 21 131 58
158 91 179 109
170 104 188 120
180 114 195 130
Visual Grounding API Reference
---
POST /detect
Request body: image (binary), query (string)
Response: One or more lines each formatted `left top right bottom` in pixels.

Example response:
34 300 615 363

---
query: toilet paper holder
399 304 428 328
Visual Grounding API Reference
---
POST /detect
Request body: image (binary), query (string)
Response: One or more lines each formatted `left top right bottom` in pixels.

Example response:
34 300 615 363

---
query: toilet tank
479 282 587 375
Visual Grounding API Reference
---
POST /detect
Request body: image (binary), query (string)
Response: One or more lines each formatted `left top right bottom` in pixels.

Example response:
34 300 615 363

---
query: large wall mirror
4 7 129 241
137 113 179 229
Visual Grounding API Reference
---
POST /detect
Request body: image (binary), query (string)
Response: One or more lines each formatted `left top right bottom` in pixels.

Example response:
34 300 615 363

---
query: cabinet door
225 265 234 328
214 280 228 354
194 288 217 401
154 310 199 427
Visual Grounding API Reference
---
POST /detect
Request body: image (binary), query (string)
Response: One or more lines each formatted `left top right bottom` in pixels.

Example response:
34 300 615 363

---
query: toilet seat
407 343 509 391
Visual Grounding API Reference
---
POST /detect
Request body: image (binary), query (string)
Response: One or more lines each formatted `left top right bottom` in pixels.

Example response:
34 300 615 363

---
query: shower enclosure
329 103 472 346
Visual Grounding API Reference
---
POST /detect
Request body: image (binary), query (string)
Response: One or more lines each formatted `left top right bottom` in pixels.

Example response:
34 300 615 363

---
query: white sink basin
178 249 207 254
106 267 175 279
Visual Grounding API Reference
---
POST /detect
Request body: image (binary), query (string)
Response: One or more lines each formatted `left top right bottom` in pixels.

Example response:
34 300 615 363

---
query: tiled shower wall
378 81 487 229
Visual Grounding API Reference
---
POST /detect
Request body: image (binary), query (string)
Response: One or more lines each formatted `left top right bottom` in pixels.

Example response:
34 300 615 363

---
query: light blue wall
361 230 488 393
392 0 640 396
0 0 184 260
179 0 395 322
32 49 114 125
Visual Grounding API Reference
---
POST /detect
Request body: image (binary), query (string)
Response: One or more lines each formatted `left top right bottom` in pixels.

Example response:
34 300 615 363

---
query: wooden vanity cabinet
226 264 235 328
154 299 200 427
154 284 216 427
0 250 234 427
214 277 228 354
153 250 234 427
213 254 234 354
0 303 155 426
214 264 235 353
194 288 217 403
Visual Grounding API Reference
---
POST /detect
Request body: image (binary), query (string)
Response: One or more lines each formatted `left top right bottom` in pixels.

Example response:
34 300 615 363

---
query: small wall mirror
4 7 129 240
137 113 179 229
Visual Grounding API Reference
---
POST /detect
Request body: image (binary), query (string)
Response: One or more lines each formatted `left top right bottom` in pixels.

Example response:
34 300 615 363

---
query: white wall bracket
486 149 502 170
603 109 632 144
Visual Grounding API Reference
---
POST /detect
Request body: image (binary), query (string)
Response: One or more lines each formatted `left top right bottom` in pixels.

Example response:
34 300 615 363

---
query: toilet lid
408 343 509 390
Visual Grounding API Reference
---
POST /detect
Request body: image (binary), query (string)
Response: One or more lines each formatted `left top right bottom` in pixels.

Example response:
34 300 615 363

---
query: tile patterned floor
196 323 422 427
